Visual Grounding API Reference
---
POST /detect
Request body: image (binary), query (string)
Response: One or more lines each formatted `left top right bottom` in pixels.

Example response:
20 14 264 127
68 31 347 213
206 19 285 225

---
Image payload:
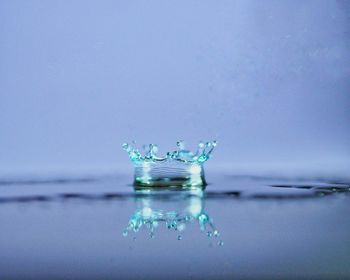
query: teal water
122 141 217 164
122 141 217 188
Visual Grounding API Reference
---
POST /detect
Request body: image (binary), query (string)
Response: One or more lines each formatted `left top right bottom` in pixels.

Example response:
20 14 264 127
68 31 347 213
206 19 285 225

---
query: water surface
0 172 349 279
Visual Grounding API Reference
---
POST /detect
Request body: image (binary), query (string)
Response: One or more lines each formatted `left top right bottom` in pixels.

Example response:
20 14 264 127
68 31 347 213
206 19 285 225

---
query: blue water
0 172 349 279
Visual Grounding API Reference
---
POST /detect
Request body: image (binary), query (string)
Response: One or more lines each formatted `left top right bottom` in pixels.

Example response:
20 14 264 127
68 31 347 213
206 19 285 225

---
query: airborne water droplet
177 140 185 150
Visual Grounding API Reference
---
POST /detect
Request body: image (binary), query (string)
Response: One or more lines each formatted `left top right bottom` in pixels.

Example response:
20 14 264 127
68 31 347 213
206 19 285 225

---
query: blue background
1 0 349 176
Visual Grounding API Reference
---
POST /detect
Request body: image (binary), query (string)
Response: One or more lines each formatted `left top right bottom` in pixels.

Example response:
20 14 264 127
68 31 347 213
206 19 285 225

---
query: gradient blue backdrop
0 0 349 175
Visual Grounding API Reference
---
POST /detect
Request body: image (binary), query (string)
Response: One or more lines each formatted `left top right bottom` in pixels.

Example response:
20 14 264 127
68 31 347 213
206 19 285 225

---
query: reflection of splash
122 190 224 246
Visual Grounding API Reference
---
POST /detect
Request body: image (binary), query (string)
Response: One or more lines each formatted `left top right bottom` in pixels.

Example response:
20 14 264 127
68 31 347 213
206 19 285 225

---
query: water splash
122 140 217 164
122 141 217 188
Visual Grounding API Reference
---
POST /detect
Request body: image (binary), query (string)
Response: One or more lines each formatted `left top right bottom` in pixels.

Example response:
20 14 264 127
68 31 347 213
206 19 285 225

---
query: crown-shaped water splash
122 141 217 188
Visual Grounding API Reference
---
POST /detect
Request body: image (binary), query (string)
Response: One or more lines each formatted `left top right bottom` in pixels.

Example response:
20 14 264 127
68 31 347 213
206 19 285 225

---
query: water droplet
198 213 209 224
177 224 186 232
177 235 182 240
151 144 158 155
207 231 213 237
177 140 185 150
122 230 128 237
213 230 219 237
133 224 140 232
218 240 224 246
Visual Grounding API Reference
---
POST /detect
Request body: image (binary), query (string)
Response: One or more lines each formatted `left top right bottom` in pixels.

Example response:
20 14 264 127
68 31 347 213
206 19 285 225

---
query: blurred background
1 0 349 177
